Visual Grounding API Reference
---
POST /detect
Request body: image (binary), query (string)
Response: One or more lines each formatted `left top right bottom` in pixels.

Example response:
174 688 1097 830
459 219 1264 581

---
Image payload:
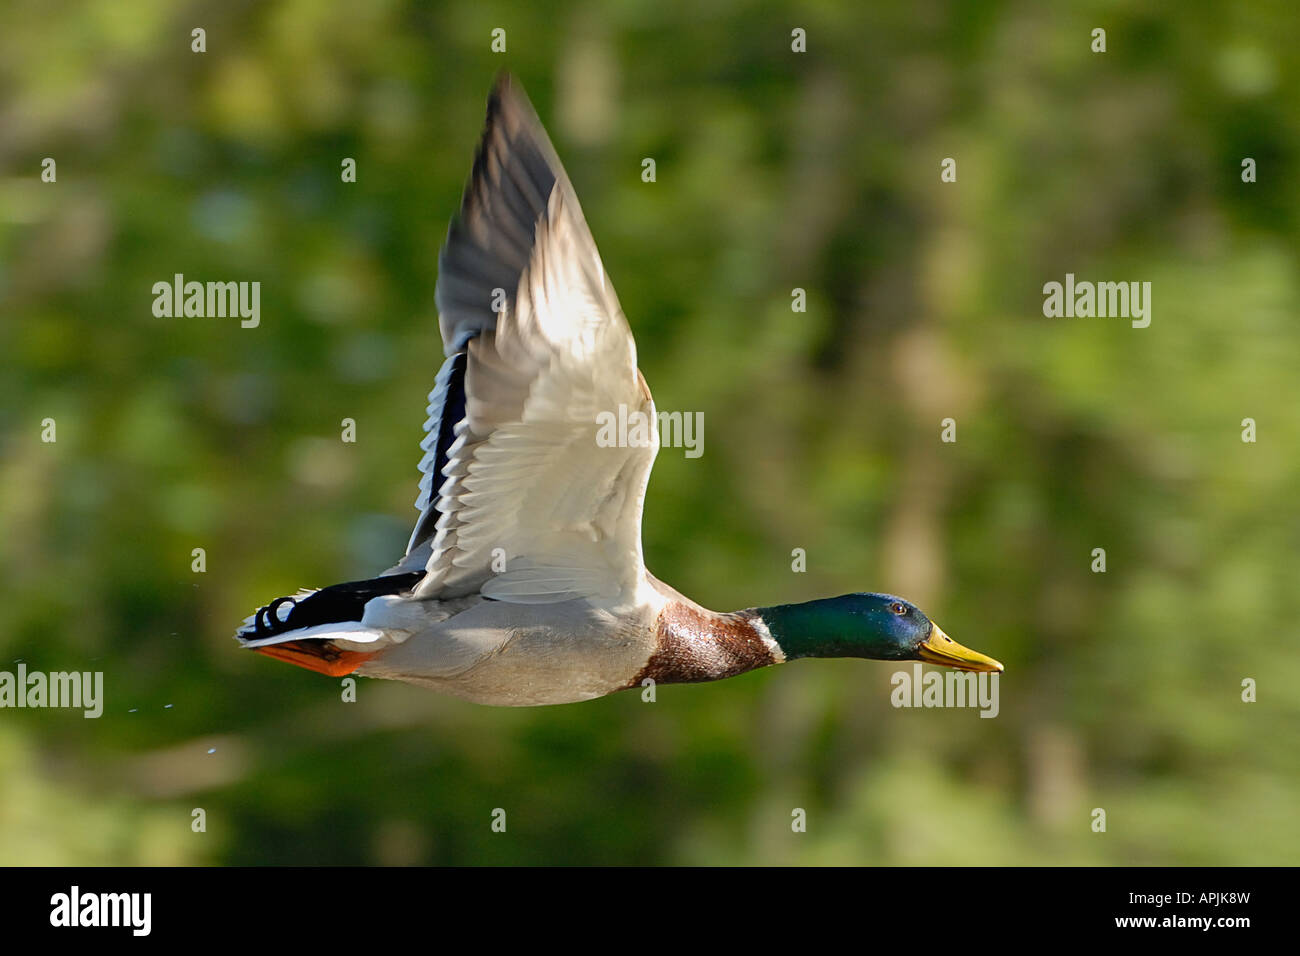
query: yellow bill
917 623 1004 673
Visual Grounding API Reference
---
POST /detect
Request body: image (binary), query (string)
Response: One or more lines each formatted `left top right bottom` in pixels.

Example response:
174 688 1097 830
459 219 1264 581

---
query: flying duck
235 74 1003 706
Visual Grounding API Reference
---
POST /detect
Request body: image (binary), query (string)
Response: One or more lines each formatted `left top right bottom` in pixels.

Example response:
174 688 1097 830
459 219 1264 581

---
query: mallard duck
235 74 1002 706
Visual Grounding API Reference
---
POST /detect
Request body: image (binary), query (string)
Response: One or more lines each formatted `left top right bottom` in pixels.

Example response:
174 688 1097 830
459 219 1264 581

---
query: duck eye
890 602 908 616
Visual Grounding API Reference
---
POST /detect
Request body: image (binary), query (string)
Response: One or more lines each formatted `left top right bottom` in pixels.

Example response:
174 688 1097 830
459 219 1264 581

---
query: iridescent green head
758 592 1002 671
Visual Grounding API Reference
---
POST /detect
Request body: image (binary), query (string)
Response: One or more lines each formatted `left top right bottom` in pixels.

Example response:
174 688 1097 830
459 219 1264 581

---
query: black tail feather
251 571 426 639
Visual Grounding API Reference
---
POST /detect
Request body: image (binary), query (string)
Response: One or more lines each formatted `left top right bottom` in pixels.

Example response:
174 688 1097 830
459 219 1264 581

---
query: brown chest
629 602 778 686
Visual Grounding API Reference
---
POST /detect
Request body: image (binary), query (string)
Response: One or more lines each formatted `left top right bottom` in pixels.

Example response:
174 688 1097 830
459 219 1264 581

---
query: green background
1 0 1297 865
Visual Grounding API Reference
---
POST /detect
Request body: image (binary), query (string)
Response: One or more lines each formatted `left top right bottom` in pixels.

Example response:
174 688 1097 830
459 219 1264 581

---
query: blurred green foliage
1 0 1298 865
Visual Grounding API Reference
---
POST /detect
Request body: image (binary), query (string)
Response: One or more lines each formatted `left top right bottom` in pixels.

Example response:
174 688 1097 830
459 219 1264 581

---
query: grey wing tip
435 75 566 355
488 70 536 125
481 72 560 173
490 69 517 103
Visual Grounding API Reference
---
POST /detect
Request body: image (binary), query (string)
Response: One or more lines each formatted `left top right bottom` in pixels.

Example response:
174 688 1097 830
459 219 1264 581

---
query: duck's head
759 592 1003 672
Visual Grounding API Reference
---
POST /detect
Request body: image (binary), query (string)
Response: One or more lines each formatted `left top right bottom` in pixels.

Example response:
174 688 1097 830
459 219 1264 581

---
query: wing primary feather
406 351 467 556
435 74 562 357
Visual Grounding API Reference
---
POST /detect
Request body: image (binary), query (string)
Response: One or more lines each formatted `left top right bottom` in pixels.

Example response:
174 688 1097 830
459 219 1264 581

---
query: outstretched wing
402 74 657 605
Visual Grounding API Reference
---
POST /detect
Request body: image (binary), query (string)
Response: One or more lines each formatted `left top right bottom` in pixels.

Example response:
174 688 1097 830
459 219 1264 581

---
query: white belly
355 597 656 706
